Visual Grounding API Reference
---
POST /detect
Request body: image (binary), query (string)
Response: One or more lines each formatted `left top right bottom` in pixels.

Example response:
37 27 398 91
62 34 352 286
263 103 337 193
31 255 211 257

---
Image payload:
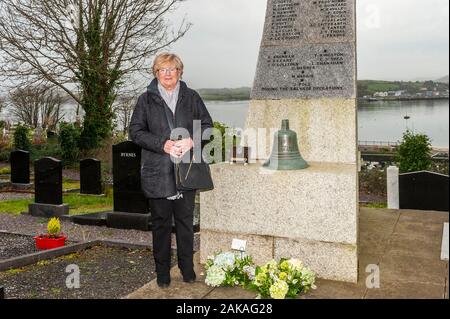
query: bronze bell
263 119 309 170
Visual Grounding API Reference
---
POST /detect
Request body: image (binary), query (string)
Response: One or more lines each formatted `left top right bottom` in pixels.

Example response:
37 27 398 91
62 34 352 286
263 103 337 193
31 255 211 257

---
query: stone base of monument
106 212 151 231
11 183 33 190
28 203 69 218
200 162 359 283
65 206 201 233
61 212 109 226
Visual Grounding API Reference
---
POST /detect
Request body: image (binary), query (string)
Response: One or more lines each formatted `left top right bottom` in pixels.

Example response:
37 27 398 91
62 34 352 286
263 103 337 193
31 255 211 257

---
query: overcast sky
167 0 449 89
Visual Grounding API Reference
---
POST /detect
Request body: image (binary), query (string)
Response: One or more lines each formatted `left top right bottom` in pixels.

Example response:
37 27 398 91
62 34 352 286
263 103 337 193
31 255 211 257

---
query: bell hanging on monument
263 119 309 170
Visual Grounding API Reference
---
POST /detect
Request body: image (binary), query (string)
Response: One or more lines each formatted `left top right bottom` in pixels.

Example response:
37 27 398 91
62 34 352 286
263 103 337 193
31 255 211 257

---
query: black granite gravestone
106 141 150 230
34 157 62 204
10 150 30 184
80 158 102 195
28 157 68 217
112 141 149 213
400 171 449 212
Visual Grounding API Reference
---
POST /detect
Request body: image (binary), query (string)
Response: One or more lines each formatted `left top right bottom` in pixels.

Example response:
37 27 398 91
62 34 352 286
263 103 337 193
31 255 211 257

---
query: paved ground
126 208 449 299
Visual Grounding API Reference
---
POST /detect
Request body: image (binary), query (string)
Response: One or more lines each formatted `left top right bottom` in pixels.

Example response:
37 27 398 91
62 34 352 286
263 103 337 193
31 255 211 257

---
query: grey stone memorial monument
200 0 359 282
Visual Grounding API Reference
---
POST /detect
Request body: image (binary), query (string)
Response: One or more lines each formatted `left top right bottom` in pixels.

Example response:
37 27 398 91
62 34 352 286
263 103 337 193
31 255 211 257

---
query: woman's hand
164 140 180 157
175 138 194 157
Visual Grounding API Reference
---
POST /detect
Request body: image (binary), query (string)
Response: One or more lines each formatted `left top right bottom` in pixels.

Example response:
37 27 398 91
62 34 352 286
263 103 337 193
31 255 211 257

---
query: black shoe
182 271 196 283
157 275 171 288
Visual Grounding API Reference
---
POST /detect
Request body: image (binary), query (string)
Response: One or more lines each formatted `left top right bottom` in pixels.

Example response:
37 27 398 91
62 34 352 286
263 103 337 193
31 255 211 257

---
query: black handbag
163 100 214 192
175 154 214 191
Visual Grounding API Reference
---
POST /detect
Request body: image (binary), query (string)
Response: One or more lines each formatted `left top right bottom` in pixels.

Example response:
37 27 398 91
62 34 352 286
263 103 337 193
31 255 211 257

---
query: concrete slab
394 219 445 238
365 281 445 299
358 231 391 255
386 232 442 260
126 208 449 299
441 223 449 261
398 210 449 225
125 253 213 299
298 278 365 299
379 254 448 285
203 287 257 299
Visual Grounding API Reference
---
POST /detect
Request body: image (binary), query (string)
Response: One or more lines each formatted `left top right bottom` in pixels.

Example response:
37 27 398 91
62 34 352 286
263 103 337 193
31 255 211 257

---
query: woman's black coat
129 78 214 199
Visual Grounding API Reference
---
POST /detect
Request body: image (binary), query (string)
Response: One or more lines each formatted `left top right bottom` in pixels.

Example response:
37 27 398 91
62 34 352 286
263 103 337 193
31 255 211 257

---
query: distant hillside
357 80 448 97
197 87 250 101
197 80 449 101
436 75 449 83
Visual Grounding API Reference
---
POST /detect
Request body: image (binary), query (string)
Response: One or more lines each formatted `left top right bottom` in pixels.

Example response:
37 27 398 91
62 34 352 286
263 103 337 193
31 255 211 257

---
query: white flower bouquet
204 252 317 299
248 258 317 299
204 252 255 288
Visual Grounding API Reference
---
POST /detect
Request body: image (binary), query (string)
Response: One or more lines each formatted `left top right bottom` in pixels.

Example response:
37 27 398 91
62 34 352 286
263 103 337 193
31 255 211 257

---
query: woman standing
129 53 213 288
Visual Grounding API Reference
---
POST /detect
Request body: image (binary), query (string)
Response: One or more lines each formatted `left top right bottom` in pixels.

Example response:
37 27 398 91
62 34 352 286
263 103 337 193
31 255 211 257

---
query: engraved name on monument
263 0 355 45
253 0 356 100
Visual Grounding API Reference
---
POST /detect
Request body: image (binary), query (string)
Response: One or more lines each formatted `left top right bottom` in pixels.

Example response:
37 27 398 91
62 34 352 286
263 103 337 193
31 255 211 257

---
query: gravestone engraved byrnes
29 157 68 217
10 150 30 184
201 0 359 283
112 141 149 214
80 158 103 195
106 141 150 231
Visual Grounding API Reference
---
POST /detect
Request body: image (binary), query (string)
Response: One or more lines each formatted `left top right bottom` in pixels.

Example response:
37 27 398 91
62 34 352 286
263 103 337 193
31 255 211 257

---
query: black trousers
149 190 196 277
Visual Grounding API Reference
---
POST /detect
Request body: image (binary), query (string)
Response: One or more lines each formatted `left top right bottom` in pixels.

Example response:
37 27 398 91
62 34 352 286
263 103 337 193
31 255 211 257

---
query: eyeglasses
158 67 178 74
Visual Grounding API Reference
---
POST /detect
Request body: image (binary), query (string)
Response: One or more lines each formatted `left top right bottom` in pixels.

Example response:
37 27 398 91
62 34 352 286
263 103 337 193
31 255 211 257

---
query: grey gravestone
10 150 30 184
252 0 356 99
80 158 103 195
106 141 150 230
29 157 68 217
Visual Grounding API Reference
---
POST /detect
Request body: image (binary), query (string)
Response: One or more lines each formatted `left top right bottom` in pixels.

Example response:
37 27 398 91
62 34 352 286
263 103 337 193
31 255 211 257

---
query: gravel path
0 245 177 299
0 213 200 251
0 192 33 201
0 232 37 261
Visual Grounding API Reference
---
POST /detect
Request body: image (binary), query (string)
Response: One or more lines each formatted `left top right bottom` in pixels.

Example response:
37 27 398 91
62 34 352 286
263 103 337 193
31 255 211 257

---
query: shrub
13 124 31 151
59 122 81 166
47 217 61 237
30 143 61 163
394 130 432 173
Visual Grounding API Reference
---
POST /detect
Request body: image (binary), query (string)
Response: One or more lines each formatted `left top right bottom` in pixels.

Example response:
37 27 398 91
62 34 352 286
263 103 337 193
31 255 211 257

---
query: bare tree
9 86 64 130
113 94 136 136
0 0 190 149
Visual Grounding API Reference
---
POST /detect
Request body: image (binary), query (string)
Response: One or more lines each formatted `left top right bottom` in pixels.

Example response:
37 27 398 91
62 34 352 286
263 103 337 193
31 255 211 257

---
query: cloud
167 0 449 87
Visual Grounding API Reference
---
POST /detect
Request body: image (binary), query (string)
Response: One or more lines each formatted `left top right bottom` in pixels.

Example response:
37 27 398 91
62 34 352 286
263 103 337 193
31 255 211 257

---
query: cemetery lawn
62 179 80 190
0 165 11 174
0 193 113 215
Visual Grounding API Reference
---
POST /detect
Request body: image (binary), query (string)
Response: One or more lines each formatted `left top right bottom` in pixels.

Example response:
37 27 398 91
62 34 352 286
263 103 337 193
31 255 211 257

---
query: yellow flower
280 261 290 271
47 218 61 236
269 280 289 299
279 272 288 281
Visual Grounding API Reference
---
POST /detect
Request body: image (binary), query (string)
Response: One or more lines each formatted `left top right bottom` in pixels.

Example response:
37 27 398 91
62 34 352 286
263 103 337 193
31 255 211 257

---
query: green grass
0 166 11 174
0 192 113 215
360 202 388 209
62 179 80 190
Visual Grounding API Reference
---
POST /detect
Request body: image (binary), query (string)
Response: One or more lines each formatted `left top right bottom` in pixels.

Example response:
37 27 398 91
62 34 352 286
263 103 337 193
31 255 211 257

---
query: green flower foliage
395 130 432 173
